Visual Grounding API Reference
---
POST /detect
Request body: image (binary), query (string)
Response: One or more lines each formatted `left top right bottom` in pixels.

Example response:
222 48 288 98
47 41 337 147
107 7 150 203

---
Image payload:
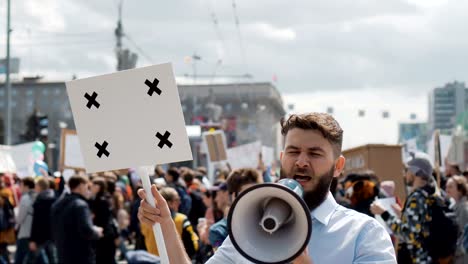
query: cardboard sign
59 129 85 171
203 131 227 162
66 63 192 173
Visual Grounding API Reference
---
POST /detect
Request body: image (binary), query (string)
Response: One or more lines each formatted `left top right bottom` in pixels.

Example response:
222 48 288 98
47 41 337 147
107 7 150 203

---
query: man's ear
280 151 284 162
334 155 346 177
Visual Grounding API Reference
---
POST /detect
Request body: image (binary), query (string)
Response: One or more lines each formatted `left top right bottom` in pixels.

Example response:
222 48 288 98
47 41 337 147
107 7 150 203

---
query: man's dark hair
68 175 89 191
21 177 35 189
167 167 180 182
183 170 195 185
92 177 107 196
281 113 343 157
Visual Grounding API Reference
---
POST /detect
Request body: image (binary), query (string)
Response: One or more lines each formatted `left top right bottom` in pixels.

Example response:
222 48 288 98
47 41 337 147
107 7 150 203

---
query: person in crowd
0 174 16 263
14 177 36 264
371 155 453 263
140 187 199 259
138 112 396 263
129 181 147 251
183 169 207 228
208 168 262 251
165 167 192 216
90 177 118 264
446 162 462 179
342 171 381 217
29 176 57 264
446 175 468 264
51 175 103 264
195 167 212 189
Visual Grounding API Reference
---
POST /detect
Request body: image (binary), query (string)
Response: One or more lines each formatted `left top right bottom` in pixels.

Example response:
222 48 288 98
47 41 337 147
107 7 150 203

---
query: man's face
76 182 91 199
214 190 230 210
405 169 415 187
168 195 181 212
280 128 345 210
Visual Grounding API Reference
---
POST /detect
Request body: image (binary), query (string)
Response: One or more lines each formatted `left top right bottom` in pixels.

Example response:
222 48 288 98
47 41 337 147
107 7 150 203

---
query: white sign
66 63 193 173
227 141 262 170
0 145 16 173
427 133 452 167
374 197 397 234
261 146 275 167
10 142 36 178
64 133 85 169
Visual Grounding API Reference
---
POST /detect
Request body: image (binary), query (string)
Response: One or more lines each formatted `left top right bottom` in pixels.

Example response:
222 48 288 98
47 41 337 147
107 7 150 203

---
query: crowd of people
0 112 466 263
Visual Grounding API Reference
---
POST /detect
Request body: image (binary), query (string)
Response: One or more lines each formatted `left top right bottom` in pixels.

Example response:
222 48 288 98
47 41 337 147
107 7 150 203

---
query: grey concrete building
428 81 468 135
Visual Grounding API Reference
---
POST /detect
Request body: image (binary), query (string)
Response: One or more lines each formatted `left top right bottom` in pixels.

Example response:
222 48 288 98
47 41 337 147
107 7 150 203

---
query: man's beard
280 165 335 211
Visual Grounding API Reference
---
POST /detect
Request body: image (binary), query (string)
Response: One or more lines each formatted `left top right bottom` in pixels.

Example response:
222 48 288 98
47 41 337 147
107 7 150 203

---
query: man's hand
370 202 386 215
391 204 402 218
93 226 104 238
29 241 37 252
137 185 172 226
293 248 313 264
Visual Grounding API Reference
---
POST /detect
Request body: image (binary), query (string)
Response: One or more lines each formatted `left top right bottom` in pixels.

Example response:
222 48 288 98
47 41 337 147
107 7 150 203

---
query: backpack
423 194 459 260
0 196 15 231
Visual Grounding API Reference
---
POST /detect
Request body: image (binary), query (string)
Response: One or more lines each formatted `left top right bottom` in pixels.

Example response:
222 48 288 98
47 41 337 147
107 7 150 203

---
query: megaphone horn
227 179 312 264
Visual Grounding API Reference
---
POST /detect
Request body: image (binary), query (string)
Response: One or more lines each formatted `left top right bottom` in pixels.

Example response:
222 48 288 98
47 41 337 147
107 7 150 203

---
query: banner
227 141 262 170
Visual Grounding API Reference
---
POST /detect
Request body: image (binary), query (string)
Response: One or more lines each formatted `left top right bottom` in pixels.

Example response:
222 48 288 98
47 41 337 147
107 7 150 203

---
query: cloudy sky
0 0 466 149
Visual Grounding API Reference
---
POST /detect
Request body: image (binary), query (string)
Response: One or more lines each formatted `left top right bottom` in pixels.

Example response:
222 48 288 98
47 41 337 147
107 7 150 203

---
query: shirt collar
311 192 339 226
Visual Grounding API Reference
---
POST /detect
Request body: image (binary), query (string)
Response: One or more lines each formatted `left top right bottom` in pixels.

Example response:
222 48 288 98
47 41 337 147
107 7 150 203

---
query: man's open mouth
293 175 312 183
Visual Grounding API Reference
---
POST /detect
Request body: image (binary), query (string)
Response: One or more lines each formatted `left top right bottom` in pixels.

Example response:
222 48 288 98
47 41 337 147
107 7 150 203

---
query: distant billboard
0 58 20 74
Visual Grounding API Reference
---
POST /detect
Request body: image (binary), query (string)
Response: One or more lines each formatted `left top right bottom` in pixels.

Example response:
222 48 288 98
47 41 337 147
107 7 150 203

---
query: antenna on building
114 0 138 71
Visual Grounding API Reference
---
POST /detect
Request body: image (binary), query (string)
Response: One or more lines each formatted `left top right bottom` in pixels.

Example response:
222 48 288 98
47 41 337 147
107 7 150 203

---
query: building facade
428 81 468 135
398 122 428 152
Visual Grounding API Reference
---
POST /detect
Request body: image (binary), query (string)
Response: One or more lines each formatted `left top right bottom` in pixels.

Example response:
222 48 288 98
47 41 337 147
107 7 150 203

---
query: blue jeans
15 238 30 264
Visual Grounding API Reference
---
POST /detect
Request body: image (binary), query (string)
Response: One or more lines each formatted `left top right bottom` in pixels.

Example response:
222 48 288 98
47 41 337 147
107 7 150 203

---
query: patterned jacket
382 185 435 264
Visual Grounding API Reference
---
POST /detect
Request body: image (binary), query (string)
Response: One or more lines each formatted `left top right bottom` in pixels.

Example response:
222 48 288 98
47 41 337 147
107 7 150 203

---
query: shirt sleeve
353 219 397 264
16 195 31 229
76 202 99 241
205 237 236 264
209 223 228 249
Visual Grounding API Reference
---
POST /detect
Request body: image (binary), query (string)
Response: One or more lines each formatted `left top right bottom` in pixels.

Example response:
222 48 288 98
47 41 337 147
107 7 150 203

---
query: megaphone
227 179 312 264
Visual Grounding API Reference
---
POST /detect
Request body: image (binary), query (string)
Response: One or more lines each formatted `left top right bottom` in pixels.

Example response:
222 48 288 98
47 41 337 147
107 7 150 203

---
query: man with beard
137 113 396 263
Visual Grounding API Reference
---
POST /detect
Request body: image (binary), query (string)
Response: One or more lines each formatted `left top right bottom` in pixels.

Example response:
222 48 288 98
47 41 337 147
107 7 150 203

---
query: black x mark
145 78 162 96
84 92 100 109
156 131 172 148
95 141 110 158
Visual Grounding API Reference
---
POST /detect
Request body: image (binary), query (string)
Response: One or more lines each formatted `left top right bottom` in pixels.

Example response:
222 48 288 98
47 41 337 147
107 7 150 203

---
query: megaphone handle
139 168 170 264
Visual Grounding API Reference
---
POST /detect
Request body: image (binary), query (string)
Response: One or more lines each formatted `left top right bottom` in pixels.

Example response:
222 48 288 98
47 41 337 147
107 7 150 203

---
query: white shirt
207 193 397 264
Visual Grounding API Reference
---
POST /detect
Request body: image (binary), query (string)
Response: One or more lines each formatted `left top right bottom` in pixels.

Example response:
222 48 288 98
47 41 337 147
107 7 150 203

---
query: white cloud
24 0 65 32
250 23 296 42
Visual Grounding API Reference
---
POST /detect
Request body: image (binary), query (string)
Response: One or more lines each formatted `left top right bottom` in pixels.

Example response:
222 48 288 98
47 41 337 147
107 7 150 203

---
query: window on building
26 89 34 96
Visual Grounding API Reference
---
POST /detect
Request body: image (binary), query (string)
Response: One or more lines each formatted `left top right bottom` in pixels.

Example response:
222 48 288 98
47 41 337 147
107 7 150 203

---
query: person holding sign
139 113 396 263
